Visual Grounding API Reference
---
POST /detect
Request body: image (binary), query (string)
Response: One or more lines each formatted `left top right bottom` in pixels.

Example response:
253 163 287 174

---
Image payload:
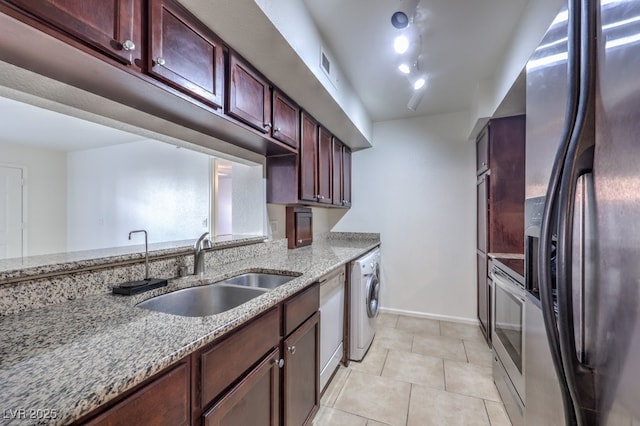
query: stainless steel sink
222 272 297 289
137 284 267 317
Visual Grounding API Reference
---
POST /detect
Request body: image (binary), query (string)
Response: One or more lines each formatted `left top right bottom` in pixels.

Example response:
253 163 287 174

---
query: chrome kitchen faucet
194 232 213 275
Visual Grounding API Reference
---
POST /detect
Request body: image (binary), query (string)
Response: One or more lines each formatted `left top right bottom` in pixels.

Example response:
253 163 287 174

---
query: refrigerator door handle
538 0 584 424
555 0 597 422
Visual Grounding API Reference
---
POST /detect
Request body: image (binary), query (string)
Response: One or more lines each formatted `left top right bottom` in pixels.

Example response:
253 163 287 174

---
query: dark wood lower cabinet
79 285 321 426
283 312 320 426
203 348 280 426
477 251 490 341
81 359 190 426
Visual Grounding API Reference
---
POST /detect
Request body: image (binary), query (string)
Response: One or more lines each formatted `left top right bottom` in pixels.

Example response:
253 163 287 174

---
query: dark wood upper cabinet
299 112 319 203
317 126 333 205
272 89 299 149
332 137 343 206
148 0 224 109
342 146 352 207
226 52 272 133
5 0 142 66
477 174 489 253
267 114 352 209
476 125 489 175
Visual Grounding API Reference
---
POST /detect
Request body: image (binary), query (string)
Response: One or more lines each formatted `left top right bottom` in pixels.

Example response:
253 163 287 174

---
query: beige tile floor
313 313 512 426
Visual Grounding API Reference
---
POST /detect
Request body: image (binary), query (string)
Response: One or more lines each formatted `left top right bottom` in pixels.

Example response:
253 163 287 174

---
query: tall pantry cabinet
476 115 525 342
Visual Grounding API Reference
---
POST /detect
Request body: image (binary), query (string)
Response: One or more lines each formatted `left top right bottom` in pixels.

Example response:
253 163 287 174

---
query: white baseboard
379 307 480 326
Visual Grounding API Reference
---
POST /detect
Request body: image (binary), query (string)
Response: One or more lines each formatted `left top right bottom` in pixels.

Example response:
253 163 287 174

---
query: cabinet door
86 360 190 426
476 125 489 175
477 252 489 341
283 312 320 426
342 146 352 207
477 174 489 253
332 137 343 206
203 348 281 426
7 0 142 65
299 112 318 203
226 52 271 133
272 89 299 149
286 207 313 249
148 0 224 109
317 126 333 205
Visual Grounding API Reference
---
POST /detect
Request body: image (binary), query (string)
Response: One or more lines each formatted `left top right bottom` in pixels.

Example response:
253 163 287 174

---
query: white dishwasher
319 267 345 391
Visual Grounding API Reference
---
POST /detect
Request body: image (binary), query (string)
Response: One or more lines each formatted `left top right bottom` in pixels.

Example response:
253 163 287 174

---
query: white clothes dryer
350 247 381 361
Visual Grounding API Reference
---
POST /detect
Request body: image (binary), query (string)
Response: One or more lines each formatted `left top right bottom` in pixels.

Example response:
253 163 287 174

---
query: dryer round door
366 274 380 318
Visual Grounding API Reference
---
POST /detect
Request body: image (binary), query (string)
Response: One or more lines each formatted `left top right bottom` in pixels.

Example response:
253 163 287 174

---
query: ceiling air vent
321 51 331 75
320 47 337 88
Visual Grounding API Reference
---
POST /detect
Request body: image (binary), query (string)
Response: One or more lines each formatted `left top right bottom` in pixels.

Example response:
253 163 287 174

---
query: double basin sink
136 272 299 317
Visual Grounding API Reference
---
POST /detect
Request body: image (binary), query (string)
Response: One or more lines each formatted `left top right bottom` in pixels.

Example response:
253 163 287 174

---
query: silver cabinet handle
274 127 281 133
298 239 302 244
288 346 296 355
481 161 486 166
154 57 166 66
264 122 272 128
121 39 136 51
274 358 284 368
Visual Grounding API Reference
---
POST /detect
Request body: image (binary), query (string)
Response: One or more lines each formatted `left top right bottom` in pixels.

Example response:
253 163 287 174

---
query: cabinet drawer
283 283 319 336
203 348 280 426
200 307 280 408
85 360 190 426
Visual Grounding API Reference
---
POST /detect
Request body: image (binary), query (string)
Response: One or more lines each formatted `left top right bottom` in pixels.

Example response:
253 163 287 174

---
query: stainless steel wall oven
491 258 525 426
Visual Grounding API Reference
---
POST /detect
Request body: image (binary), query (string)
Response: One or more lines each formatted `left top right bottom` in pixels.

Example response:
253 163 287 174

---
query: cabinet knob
481 161 486 166
121 39 136 51
288 345 297 355
274 127 281 133
274 358 284 368
264 122 272 129
298 239 302 244
154 57 166 66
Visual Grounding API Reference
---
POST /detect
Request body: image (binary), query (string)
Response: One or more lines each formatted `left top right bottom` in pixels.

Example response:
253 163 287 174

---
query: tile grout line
462 339 470 363
482 399 493 425
328 368 352 408
405 383 413 426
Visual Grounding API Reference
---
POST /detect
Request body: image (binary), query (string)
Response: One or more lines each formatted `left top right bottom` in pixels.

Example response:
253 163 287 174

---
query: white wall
253 0 372 142
469 0 563 135
333 111 477 321
66 140 211 251
230 162 266 236
0 142 67 255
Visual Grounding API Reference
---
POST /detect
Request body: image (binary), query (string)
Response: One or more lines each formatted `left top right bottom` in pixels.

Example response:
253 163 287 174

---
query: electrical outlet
270 220 278 233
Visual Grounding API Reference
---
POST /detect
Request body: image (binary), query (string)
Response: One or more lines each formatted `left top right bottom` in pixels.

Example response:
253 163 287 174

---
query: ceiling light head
413 77 426 90
394 35 410 54
398 63 411 74
391 11 410 29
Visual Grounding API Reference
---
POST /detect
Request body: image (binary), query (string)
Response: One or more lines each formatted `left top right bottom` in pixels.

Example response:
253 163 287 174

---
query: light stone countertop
0 237 379 425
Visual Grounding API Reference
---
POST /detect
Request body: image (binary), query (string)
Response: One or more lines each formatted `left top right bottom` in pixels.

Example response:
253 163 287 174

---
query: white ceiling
303 0 528 121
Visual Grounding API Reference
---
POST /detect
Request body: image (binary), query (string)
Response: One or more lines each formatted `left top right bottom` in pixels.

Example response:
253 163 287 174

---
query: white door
0 166 23 259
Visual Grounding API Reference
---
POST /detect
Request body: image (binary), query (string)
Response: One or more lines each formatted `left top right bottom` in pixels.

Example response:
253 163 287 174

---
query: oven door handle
492 274 525 303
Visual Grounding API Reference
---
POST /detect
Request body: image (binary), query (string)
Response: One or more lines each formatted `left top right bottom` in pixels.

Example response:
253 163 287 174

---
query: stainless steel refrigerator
524 0 640 424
